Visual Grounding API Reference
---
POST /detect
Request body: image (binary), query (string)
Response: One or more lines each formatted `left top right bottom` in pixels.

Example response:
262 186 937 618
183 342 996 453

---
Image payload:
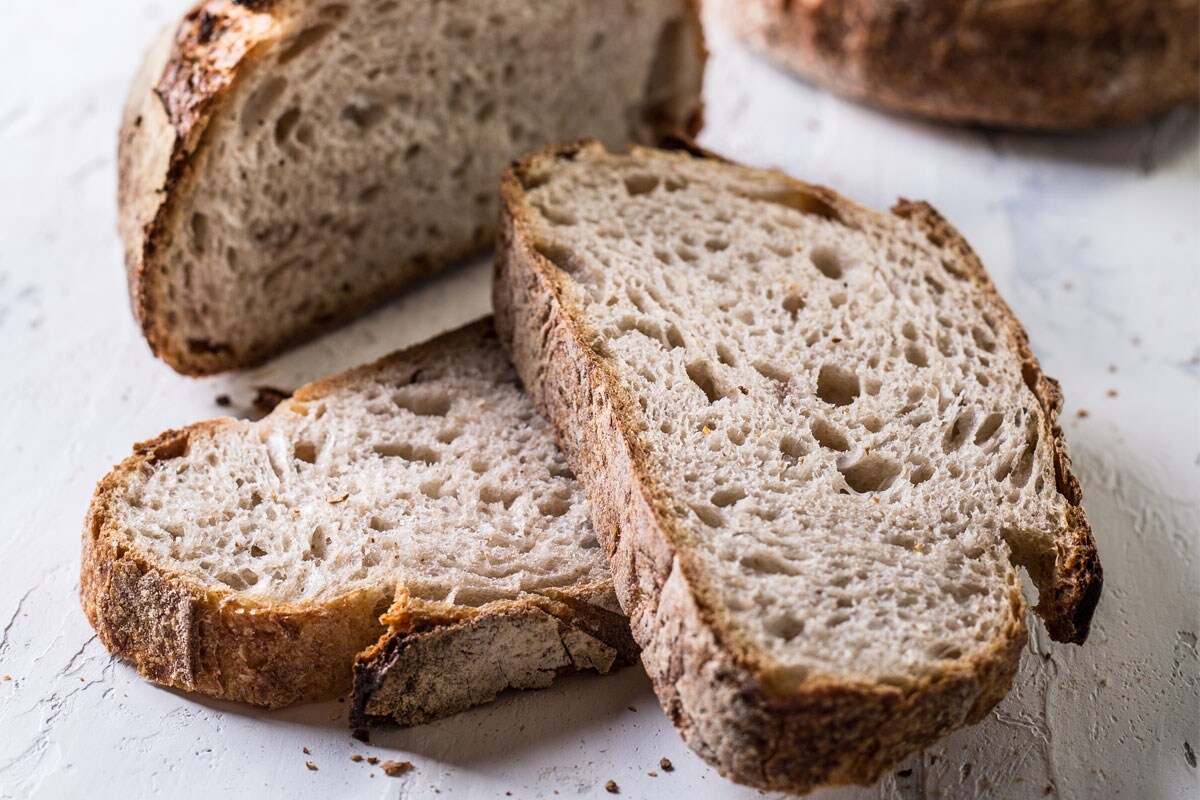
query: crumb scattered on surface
367 757 379 765
215 394 231 407
1076 409 1089 419
252 386 291 417
605 779 619 793
648 771 657 777
1107 364 1117 373
381 760 414 777
328 492 350 504
1106 389 1118 398
350 754 363 763
305 761 317 771
303 747 310 754
659 757 673 771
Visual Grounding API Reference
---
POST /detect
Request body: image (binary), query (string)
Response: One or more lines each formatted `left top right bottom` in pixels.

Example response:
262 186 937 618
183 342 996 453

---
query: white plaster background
0 2 1196 798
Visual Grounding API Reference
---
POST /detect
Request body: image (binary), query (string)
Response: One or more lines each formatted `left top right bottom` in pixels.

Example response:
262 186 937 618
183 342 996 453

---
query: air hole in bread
974 413 1003 446
860 415 882 433
705 238 729 253
716 343 737 367
690 503 724 528
686 361 725 404
779 434 807 463
293 441 317 464
665 324 686 349
624 174 659 196
538 494 571 518
753 360 790 386
480 484 520 509
374 442 439 464
419 478 446 500
278 25 334 65
971 326 997 353
863 377 881 396
839 454 901 493
910 464 934 485
942 410 976 453
747 188 841 222
740 552 797 576
191 213 210 254
815 364 859 406
830 292 847 309
534 239 577 274
928 642 963 661
341 103 387 131
392 389 451 417
442 18 475 38
904 343 929 368
765 615 805 641
274 107 302 145
810 246 844 279
710 487 746 508
241 77 289 136
782 291 805 319
812 418 849 452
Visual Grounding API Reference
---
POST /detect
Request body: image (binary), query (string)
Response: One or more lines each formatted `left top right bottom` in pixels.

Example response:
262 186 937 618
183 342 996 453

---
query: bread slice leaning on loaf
711 0 1198 129
81 319 636 721
495 141 1102 794
118 0 704 375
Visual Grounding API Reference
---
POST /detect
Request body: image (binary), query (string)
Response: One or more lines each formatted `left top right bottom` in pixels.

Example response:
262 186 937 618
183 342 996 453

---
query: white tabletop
1 2 1197 798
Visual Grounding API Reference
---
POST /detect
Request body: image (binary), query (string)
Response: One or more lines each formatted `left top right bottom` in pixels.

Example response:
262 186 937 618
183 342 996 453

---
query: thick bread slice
712 0 1199 129
494 142 1101 793
81 319 636 717
118 0 704 375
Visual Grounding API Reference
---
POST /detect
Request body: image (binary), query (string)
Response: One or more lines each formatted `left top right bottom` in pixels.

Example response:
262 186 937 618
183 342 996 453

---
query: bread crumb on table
302 747 310 754
659 757 674 771
605 779 619 793
367 756 379 765
381 760 414 777
305 761 317 771
350 754 363 763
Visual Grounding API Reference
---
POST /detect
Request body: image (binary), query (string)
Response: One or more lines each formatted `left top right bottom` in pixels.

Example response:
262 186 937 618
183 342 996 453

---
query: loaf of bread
118 0 704 374
495 141 1101 793
82 320 636 720
713 0 1198 129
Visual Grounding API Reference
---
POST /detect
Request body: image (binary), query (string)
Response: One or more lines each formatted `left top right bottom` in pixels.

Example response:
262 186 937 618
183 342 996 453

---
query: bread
494 141 1101 793
118 0 704 375
81 319 636 720
712 0 1199 129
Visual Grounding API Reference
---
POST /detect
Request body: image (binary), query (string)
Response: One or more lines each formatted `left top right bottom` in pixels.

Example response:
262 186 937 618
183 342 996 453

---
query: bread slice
494 141 1102 793
118 0 704 375
81 319 636 720
712 0 1198 129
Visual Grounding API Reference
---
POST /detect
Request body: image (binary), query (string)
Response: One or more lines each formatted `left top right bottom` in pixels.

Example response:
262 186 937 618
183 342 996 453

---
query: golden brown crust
493 141 1097 793
718 0 1199 129
117 0 708 376
80 318 636 714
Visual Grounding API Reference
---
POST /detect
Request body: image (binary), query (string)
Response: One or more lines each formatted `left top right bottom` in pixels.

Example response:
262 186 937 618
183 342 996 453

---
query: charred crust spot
197 11 219 43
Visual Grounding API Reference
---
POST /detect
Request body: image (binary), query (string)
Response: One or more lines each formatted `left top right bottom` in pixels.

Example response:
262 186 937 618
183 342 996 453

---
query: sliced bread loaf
119 0 704 375
495 142 1101 793
82 319 635 719
712 0 1198 129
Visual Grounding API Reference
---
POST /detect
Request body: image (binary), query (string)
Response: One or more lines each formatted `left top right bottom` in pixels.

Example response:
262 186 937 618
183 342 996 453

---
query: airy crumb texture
121 0 703 373
82 321 625 710
496 142 1099 792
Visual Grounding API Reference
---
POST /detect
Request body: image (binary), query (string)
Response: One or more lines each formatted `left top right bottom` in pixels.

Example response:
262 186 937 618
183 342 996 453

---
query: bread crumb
1107 364 1117 373
648 771 658 777
1076 409 1089 419
215 394 232 407
381 760 414 777
305 761 318 771
2 675 10 681
1106 389 1118 398
350 754 363 763
701 425 711 435
605 779 619 793
328 492 350 504
303 747 311 755
659 757 673 771
367 757 379 765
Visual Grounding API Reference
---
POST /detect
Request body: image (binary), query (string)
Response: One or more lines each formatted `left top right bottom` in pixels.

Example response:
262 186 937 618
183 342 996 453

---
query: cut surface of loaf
713 0 1199 129
495 142 1101 793
82 319 635 716
119 0 704 375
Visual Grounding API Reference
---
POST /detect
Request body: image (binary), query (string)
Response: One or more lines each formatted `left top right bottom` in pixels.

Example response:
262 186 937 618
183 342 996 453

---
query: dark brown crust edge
116 0 708 376
349 589 639 736
493 141 1098 792
719 0 1199 130
80 318 636 714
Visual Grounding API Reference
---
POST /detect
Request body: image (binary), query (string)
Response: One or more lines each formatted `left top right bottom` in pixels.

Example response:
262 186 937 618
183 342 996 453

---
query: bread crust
81 319 637 716
493 141 1099 793
716 0 1199 129
116 0 707 376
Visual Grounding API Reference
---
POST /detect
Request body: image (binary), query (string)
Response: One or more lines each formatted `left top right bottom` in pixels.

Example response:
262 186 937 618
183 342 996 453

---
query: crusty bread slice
711 0 1198 129
495 141 1101 793
81 319 636 719
118 0 704 375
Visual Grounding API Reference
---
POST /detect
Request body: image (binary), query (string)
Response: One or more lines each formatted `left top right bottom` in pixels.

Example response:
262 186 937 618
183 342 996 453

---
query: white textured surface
1 1 1197 798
